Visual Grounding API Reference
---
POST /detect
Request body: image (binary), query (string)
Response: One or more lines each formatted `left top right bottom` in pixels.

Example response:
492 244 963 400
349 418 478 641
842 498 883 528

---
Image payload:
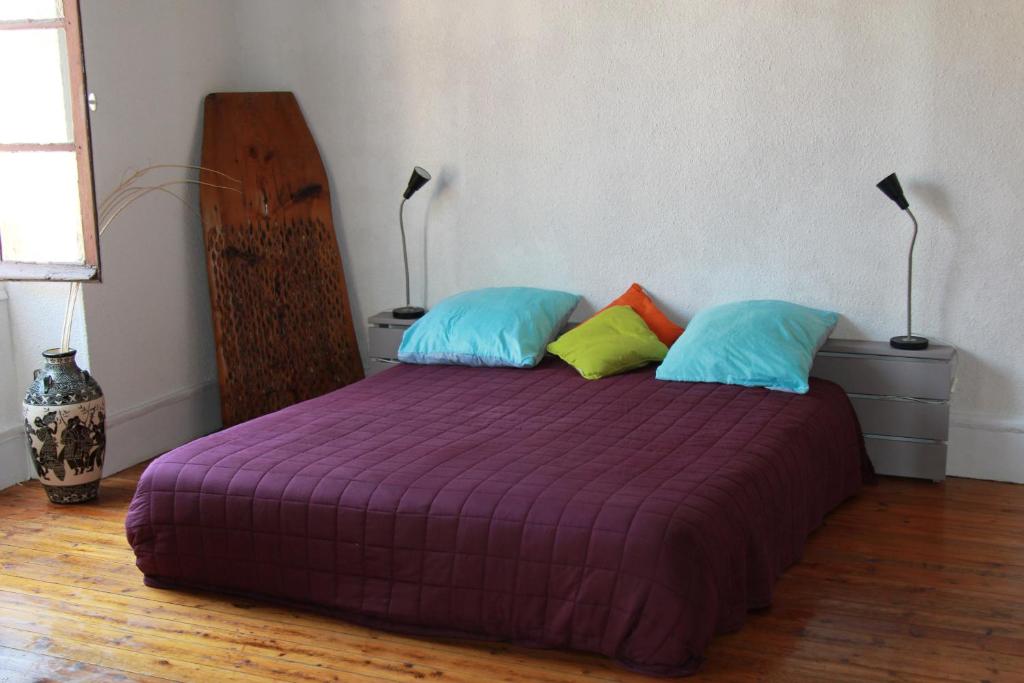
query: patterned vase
23 349 106 504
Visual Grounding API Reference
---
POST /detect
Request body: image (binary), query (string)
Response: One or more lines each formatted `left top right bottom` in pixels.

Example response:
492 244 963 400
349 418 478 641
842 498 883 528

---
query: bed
126 358 870 676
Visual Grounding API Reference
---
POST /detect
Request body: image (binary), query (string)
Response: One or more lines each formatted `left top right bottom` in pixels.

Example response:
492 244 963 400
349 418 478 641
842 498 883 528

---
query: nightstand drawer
849 395 950 441
812 354 952 400
368 326 406 360
864 436 947 482
809 339 954 482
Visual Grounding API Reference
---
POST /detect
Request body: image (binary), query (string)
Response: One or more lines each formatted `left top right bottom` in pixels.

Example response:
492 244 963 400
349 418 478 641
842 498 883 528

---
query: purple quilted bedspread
126 358 869 676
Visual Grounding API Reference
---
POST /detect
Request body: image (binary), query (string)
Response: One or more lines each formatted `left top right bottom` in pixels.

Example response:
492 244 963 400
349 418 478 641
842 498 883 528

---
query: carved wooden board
199 92 363 427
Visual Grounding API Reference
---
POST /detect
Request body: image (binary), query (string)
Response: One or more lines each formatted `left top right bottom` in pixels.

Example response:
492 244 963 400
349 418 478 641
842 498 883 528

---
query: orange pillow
597 283 683 346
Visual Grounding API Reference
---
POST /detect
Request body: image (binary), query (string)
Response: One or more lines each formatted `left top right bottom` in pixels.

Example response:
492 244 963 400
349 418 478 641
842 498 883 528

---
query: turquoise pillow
398 287 580 368
655 299 838 393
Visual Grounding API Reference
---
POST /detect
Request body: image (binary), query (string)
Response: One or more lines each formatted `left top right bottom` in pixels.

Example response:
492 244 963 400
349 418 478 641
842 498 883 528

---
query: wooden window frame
0 0 100 281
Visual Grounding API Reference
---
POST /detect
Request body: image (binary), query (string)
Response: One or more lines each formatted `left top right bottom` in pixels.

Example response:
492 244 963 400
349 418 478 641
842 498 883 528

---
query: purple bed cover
126 358 870 676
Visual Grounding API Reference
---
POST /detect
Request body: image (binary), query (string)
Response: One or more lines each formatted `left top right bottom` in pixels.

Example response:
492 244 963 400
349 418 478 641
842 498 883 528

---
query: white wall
0 290 22 430
230 0 1024 481
1 0 245 487
72 0 244 475
7 1 1019 488
0 286 33 489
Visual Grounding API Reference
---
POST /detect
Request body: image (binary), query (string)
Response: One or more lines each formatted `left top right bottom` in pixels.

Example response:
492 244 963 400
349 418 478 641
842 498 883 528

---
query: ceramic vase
23 349 106 504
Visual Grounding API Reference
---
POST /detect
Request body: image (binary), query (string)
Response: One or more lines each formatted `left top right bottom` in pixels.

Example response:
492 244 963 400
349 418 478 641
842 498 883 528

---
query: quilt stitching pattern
126 358 867 676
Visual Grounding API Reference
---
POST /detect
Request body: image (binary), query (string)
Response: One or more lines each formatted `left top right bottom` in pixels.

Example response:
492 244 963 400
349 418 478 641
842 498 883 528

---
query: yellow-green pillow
547 306 668 380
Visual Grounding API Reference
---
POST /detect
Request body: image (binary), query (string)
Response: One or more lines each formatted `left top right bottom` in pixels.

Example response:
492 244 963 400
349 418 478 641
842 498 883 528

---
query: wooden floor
1 467 1023 683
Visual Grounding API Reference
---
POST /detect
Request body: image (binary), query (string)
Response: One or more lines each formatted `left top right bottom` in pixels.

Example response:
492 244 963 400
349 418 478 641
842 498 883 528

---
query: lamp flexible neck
905 208 918 338
399 198 410 308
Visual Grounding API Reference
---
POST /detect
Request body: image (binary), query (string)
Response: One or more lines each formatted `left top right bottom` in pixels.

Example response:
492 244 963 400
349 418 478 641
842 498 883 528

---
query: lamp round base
890 335 929 351
392 306 426 320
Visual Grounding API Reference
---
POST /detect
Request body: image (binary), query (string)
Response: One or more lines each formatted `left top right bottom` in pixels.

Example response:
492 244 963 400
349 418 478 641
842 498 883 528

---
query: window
0 0 98 281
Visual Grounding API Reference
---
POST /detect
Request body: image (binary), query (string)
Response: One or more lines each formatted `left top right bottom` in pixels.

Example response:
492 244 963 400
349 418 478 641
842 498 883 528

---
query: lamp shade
876 173 909 210
403 166 432 199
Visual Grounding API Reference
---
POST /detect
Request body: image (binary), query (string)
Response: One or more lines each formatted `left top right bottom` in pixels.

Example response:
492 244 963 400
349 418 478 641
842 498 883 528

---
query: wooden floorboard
1 464 1022 682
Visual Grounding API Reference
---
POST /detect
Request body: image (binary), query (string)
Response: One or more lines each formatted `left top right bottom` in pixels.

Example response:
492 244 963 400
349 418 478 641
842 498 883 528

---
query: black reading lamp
876 172 929 350
392 166 431 319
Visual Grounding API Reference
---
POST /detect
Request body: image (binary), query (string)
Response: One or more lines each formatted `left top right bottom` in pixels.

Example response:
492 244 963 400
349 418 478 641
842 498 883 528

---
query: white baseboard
103 380 221 476
0 423 29 490
0 379 221 490
948 412 1024 484
4 386 1019 489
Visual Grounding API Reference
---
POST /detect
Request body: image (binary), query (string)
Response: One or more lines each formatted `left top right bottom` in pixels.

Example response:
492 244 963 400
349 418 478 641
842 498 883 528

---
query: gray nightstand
366 312 415 376
811 339 956 482
362 322 955 480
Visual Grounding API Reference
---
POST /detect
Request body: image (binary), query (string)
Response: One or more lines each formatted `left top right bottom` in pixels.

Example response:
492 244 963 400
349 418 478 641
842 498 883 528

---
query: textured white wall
9 2 1019 487
2 0 244 486
4 283 89 395
0 286 45 489
71 0 242 474
0 291 22 428
228 0 1024 478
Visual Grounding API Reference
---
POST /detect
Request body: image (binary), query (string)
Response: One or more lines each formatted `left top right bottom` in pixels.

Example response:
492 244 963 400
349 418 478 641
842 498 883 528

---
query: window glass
0 0 99 280
0 1 62 22
0 28 72 144
0 151 84 264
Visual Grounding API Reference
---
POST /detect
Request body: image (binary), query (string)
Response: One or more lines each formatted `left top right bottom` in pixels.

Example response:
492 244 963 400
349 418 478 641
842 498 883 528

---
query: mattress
126 358 870 676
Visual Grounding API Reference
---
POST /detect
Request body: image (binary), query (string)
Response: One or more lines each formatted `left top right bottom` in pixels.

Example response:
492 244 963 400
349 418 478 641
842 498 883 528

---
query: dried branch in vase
59 165 242 351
